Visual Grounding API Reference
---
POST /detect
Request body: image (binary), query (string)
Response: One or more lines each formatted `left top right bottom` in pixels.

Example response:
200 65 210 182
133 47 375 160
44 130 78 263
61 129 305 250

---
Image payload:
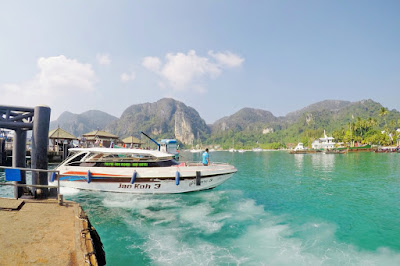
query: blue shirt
202 151 209 165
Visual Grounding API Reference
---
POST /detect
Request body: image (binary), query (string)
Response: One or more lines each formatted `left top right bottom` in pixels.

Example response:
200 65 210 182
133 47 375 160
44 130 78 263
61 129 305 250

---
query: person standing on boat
202 148 209 166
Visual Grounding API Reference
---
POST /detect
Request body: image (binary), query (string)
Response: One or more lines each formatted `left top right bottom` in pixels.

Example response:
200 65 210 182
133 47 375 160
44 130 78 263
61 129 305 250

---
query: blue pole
175 171 180 186
130 171 137 184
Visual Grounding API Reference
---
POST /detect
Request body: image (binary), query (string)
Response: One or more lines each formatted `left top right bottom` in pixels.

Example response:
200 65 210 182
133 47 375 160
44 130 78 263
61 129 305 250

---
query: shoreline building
48 127 78 151
311 130 336 150
82 130 119 148
122 136 142 148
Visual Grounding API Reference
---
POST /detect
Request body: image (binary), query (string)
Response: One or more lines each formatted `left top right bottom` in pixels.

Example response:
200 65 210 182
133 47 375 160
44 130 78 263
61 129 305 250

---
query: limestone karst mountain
105 98 210 145
49 110 118 137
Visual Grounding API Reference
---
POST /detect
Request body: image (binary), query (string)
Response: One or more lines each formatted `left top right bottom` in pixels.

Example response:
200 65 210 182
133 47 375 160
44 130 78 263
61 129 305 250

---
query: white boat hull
51 164 236 194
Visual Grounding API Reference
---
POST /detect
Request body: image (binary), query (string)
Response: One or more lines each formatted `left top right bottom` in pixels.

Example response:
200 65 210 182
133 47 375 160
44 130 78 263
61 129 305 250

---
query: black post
12 129 27 198
0 139 5 166
196 171 201 186
31 106 51 198
62 143 69 161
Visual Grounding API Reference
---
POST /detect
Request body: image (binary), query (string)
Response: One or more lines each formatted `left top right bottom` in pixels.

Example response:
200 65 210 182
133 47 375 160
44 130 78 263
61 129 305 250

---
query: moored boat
50 148 237 193
324 149 347 154
289 142 321 154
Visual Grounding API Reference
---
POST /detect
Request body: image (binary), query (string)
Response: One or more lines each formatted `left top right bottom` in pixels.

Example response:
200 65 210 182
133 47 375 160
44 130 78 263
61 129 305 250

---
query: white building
311 130 335 150
294 142 305 151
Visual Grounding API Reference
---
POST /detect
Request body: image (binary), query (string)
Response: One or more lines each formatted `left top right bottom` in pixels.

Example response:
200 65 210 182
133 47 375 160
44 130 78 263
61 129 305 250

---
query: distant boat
228 148 236 153
190 149 203 153
294 142 305 151
238 149 246 153
290 143 309 154
324 150 347 154
289 143 322 154
252 148 263 152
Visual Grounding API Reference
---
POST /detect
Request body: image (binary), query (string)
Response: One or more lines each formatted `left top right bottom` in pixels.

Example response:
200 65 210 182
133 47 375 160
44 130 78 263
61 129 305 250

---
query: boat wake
98 190 400 265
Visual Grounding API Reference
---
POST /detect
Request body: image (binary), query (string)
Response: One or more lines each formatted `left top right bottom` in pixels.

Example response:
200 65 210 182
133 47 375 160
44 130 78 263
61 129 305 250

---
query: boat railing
0 166 62 204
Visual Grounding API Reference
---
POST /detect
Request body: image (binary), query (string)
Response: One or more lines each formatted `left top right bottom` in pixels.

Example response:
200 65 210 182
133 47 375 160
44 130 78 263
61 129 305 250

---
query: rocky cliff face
174 107 195 145
106 98 210 145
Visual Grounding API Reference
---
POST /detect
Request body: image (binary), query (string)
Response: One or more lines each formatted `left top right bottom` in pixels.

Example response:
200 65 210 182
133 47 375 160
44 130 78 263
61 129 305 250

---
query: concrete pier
0 198 104 265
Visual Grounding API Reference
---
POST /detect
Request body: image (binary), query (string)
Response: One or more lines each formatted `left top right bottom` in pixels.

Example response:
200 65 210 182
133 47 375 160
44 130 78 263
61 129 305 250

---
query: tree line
203 107 400 149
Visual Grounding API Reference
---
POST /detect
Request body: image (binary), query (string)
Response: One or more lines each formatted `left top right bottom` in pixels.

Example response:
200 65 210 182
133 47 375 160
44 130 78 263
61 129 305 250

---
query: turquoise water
1 151 400 265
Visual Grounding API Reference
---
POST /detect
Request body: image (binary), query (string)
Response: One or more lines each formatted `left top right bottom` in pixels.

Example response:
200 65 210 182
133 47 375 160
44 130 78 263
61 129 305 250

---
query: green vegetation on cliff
208 99 400 149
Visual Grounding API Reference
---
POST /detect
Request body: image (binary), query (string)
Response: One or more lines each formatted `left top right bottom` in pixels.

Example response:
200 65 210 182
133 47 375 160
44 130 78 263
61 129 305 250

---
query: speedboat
50 148 237 193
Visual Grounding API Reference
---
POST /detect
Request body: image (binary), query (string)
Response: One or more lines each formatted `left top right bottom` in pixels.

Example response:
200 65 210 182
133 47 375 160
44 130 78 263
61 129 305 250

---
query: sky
1 1 399 123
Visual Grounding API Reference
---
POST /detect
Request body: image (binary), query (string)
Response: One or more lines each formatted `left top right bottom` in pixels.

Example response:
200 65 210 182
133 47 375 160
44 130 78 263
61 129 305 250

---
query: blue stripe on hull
60 176 118 181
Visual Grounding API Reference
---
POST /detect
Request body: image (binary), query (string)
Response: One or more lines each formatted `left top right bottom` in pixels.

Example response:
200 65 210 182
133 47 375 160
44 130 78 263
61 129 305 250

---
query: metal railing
0 166 62 204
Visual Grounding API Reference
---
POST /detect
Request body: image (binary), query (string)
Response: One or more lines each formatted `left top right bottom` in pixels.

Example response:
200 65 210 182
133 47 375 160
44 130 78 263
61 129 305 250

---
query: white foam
135 231 245 265
180 203 224 234
233 220 400 265
59 187 80 195
233 199 265 221
102 194 180 210
106 190 400 265
140 209 177 225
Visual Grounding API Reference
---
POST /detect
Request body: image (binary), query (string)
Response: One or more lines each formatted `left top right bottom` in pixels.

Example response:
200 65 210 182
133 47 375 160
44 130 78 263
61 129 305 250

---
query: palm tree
390 120 396 134
379 107 389 128
368 117 377 128
356 117 365 140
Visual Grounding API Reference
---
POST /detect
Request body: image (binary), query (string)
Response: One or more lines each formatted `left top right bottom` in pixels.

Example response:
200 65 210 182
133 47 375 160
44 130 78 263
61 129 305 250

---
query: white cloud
142 50 244 92
37 56 96 92
208 51 245 68
121 71 136 82
0 55 97 118
96 53 111 65
142 56 162 72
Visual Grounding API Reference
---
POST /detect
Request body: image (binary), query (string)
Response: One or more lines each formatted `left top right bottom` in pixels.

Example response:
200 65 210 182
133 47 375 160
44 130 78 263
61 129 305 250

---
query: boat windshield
64 151 178 167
